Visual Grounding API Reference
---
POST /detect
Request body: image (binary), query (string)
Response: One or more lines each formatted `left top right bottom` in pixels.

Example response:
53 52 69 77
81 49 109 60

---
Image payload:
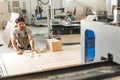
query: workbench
1 58 120 80
52 23 80 44
0 44 81 77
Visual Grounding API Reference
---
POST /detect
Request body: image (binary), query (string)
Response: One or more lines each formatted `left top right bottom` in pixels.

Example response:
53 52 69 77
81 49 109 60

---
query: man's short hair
15 17 25 24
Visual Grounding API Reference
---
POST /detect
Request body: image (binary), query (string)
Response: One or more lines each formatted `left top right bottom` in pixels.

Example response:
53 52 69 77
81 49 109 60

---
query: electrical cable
39 0 49 5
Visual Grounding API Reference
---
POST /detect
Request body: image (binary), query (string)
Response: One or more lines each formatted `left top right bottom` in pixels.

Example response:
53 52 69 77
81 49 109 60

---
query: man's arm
11 37 19 51
11 37 23 54
28 34 35 51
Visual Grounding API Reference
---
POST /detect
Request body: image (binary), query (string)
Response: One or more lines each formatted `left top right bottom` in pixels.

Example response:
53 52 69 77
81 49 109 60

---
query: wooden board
0 12 11 21
0 45 81 76
2 12 19 47
0 1 9 13
2 21 15 47
0 21 2 29
61 34 80 44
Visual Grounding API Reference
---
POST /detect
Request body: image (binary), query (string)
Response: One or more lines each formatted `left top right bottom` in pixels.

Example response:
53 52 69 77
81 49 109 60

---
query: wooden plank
0 12 11 21
61 34 81 44
0 1 9 13
10 12 19 24
2 21 15 47
0 44 81 76
0 53 41 76
2 12 19 47
0 21 2 29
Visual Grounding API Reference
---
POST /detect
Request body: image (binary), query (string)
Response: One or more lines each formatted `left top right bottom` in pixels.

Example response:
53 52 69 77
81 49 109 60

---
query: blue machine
85 30 95 62
35 0 43 20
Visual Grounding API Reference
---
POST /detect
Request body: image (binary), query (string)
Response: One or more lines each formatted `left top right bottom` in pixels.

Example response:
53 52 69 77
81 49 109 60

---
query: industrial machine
112 0 120 24
51 22 80 44
80 0 120 64
81 15 120 64
35 0 43 20
113 5 120 24
0 16 120 80
112 7 120 24
0 0 120 80
0 55 120 80
92 10 108 22
32 0 49 27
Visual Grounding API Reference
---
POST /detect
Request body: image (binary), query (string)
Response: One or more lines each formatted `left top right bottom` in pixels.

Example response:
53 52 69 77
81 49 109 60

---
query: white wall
0 0 5 1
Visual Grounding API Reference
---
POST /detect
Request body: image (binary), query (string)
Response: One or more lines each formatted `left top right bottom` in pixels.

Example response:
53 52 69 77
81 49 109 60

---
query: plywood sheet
2 21 15 47
0 12 11 21
0 44 81 76
0 53 41 76
10 12 19 24
61 34 80 43
2 12 19 47
0 1 9 13
0 21 2 29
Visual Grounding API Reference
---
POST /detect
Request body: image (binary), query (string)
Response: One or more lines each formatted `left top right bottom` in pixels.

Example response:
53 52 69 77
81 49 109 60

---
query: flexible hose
39 0 49 5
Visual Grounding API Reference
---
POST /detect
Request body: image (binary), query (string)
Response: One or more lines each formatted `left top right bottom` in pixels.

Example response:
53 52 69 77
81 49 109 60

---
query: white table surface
0 45 81 76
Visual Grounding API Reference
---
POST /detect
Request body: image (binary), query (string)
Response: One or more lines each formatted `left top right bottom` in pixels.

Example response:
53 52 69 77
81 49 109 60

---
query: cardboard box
12 1 19 7
46 39 62 51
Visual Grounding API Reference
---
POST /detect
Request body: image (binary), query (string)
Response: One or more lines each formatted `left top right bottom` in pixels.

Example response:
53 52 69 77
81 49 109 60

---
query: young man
11 17 37 55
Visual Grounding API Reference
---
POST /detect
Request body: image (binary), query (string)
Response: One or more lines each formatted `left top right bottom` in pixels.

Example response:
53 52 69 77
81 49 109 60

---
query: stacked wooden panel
2 12 19 47
0 1 10 29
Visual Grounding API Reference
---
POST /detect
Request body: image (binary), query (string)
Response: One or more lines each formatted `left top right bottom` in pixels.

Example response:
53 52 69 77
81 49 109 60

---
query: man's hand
31 49 38 54
31 49 41 57
16 50 23 55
